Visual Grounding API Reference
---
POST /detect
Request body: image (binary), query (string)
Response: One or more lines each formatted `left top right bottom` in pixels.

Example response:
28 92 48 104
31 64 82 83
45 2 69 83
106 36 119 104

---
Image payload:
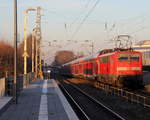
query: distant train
60 49 143 89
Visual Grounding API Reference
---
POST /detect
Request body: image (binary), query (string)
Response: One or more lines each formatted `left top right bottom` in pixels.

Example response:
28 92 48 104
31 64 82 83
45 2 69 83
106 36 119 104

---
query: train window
130 54 139 61
119 53 140 61
119 57 128 61
130 57 139 61
118 54 128 61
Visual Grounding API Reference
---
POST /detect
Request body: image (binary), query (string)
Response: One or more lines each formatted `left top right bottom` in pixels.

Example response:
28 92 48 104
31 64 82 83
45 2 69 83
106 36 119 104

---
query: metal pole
35 7 42 80
23 11 28 75
13 0 18 104
91 41 94 54
23 8 36 75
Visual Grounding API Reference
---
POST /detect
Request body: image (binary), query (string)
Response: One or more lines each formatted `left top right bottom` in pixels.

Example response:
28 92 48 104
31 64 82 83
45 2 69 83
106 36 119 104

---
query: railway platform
0 96 12 116
0 79 79 120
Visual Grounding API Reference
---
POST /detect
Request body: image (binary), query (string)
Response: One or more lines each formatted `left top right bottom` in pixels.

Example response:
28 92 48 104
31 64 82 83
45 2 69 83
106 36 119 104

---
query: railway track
93 80 150 108
58 80 126 120
70 77 150 108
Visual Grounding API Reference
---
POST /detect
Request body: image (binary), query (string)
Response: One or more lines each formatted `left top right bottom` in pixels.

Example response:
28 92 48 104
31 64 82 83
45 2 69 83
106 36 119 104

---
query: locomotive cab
116 51 143 88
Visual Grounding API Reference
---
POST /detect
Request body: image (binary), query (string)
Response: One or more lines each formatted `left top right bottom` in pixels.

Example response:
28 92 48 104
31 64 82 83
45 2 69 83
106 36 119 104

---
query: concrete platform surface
0 97 12 116
0 79 79 120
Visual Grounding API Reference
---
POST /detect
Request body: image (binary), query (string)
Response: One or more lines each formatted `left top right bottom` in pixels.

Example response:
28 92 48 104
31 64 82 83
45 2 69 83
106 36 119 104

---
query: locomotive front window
118 54 128 61
118 53 140 61
119 57 128 61
130 57 139 61
130 54 139 61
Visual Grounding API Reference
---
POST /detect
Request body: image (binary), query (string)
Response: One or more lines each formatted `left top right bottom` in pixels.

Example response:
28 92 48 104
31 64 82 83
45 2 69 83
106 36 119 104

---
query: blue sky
1 0 150 63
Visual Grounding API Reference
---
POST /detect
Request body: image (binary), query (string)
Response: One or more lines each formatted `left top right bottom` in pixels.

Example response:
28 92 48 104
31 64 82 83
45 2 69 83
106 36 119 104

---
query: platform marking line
38 80 48 120
51 79 79 120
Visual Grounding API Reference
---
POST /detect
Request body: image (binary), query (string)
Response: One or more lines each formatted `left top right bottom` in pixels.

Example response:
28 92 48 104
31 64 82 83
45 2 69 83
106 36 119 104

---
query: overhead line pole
85 40 94 54
91 41 94 54
35 7 43 80
32 29 35 73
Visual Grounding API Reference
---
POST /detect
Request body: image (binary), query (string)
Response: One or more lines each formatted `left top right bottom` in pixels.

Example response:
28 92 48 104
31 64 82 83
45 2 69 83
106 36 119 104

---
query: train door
106 56 110 83
76 64 79 75
72 65 74 74
81 63 84 76
89 61 93 77
75 64 78 74
87 61 90 77
107 56 110 74
79 63 83 75
86 62 89 77
110 56 114 73
93 60 98 76
109 56 115 84
83 62 87 77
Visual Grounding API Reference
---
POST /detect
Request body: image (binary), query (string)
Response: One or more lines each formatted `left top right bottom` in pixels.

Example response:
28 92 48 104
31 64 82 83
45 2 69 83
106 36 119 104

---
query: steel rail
59 83 90 120
66 80 126 120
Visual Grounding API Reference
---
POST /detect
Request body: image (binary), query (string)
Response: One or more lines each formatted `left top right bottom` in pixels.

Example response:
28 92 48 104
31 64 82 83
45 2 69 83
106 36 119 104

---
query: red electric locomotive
61 49 143 89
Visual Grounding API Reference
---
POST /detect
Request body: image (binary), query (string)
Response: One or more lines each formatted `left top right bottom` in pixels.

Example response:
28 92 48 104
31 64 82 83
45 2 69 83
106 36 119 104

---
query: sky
1 0 150 64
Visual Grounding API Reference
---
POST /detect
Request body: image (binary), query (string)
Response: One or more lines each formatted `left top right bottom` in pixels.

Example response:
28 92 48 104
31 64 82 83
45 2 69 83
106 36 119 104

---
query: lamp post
23 8 36 75
13 0 18 104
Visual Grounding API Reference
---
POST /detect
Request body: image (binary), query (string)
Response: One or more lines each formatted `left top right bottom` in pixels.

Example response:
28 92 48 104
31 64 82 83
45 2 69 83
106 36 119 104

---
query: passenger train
60 49 143 89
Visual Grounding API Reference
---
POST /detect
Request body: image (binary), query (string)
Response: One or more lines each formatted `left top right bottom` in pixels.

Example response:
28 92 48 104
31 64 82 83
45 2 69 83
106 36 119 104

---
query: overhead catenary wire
42 2 100 49
118 13 150 24
105 21 150 46
107 24 150 47
105 12 150 40
129 25 150 35
70 0 101 40
111 14 150 37
66 0 98 42
85 0 93 8
70 0 97 27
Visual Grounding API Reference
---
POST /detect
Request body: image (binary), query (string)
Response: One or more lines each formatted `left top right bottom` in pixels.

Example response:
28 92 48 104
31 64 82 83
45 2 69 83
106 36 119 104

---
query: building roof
133 40 150 47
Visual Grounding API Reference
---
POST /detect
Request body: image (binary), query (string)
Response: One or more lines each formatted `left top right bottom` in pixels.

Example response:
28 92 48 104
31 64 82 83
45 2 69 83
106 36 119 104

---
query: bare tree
0 40 14 77
52 50 76 66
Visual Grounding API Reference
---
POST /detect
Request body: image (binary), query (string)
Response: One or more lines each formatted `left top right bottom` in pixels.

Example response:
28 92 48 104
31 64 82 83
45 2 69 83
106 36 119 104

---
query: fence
6 76 23 96
6 72 34 96
97 83 150 108
23 72 34 88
